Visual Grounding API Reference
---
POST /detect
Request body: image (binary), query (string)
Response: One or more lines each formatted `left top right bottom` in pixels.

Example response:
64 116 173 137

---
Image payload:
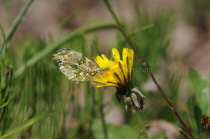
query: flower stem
134 113 149 139
103 0 194 139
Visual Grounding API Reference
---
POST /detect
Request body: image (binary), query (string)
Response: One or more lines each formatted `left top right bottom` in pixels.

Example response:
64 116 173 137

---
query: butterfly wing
53 48 101 82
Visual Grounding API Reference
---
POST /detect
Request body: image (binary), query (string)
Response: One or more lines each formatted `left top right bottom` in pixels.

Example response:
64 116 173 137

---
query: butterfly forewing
53 48 108 82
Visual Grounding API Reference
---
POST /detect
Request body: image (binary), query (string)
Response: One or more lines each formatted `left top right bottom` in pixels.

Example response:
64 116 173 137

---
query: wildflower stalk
103 0 194 139
0 0 35 55
134 113 149 139
99 92 108 139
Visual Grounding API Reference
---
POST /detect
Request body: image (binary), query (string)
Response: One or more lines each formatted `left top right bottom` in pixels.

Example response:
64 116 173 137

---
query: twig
102 0 194 139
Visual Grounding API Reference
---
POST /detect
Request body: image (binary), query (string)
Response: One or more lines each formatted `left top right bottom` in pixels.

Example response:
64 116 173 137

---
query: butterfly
53 48 109 83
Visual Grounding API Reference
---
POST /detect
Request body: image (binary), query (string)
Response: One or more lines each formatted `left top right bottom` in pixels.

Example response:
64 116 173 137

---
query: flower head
93 48 145 113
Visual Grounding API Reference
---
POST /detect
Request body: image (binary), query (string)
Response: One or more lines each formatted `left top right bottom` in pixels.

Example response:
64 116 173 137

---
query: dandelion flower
94 48 145 113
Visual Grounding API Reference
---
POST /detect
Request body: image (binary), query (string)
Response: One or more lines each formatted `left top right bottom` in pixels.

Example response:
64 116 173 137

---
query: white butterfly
53 48 109 83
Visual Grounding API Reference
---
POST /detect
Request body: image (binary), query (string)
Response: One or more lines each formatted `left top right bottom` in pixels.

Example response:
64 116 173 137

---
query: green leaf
188 69 210 116
0 110 55 139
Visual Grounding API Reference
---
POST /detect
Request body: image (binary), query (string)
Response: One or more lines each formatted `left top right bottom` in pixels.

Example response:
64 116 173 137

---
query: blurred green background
1 0 210 139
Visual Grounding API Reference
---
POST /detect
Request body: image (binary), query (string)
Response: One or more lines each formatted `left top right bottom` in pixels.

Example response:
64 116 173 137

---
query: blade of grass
0 91 12 109
179 128 191 139
6 0 35 43
0 24 6 42
102 0 194 139
0 0 35 56
99 92 108 139
14 24 119 77
0 110 55 139
0 24 6 56
0 65 13 123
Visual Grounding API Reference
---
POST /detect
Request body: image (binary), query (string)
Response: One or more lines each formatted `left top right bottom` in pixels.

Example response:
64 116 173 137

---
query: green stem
7 0 35 42
100 93 108 139
14 24 119 77
103 0 194 139
0 0 35 55
134 113 149 139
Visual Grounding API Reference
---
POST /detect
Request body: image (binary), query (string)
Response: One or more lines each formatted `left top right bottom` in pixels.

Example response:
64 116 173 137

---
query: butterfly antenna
110 54 116 61
107 54 118 67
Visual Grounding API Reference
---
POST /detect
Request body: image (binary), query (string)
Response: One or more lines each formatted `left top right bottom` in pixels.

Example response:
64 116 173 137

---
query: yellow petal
101 54 110 64
112 48 120 62
94 54 109 68
122 48 128 62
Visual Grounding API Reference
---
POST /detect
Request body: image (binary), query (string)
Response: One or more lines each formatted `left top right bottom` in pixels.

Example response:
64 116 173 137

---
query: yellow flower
94 48 133 88
93 48 145 113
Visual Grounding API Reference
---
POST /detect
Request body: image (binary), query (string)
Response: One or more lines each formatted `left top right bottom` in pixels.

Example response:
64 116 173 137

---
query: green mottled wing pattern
53 48 108 82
